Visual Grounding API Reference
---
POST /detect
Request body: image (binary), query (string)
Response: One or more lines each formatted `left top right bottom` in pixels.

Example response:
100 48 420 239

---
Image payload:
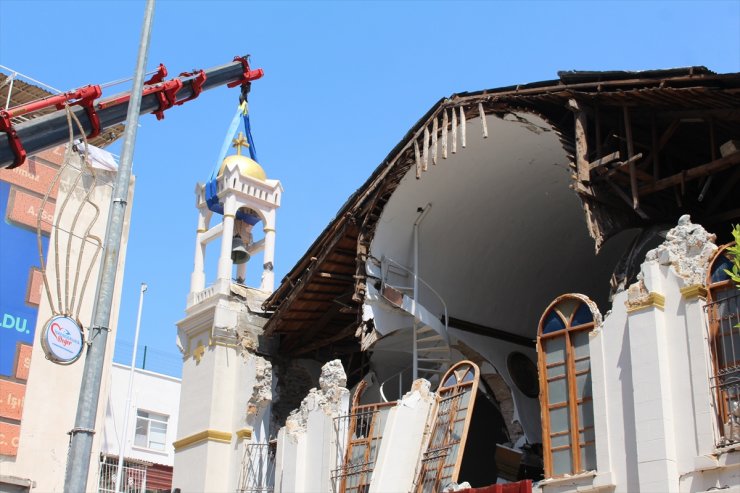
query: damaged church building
170 67 740 493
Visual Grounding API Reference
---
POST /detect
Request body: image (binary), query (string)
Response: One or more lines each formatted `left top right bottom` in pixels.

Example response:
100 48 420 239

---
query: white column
190 209 210 294
370 380 434 493
627 264 679 492
680 288 716 456
217 196 237 281
260 214 276 292
588 324 608 482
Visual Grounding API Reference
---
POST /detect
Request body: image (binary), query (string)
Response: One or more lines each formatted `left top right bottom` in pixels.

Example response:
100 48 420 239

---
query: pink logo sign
42 316 83 364
50 322 73 347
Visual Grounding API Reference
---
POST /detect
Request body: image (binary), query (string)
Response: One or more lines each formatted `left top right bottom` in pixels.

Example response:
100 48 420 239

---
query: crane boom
0 56 263 169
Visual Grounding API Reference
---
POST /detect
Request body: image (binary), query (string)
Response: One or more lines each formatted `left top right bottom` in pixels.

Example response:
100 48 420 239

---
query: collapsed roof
263 67 740 355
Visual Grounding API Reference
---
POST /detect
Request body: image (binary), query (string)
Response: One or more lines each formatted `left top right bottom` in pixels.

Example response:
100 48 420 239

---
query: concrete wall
100 363 181 466
172 287 272 493
269 217 740 493
366 112 633 355
448 328 541 445
370 380 435 493
1 153 133 492
274 360 350 493
537 217 738 493
173 343 257 492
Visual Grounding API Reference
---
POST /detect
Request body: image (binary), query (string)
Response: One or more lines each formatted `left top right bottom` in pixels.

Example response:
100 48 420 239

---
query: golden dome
219 154 267 181
218 131 267 181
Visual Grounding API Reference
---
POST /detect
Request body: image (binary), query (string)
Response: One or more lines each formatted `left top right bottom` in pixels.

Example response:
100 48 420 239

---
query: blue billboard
0 156 56 378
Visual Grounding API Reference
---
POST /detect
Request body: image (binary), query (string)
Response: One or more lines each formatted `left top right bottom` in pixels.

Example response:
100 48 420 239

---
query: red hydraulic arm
0 55 264 169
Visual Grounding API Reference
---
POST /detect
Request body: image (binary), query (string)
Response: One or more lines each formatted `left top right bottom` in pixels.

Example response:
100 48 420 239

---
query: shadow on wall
617 317 639 491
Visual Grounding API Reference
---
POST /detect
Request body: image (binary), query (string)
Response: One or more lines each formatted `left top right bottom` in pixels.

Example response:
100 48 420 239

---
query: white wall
3 156 133 493
172 342 251 493
367 112 634 343
101 362 181 466
538 218 732 493
363 109 636 454
370 381 435 493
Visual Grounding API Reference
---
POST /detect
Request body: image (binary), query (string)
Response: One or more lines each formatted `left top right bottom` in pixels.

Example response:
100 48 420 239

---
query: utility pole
114 283 147 493
64 1 155 491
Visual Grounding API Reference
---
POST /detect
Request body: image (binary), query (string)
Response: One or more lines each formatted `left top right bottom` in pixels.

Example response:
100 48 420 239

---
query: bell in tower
174 101 283 492
186 130 283 298
231 233 249 265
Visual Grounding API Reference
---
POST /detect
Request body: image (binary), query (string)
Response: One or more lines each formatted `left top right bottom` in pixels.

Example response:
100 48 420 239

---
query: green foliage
725 225 740 331
725 224 740 288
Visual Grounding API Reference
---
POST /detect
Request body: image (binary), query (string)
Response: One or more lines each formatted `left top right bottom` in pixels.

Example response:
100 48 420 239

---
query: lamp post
64 0 155 490
115 282 148 493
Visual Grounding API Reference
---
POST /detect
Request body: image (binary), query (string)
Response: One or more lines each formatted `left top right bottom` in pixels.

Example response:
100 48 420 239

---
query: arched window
707 244 740 445
537 294 598 477
416 361 480 492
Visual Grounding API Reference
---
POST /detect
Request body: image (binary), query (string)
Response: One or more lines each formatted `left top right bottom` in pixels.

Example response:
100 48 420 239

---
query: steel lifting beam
0 56 264 169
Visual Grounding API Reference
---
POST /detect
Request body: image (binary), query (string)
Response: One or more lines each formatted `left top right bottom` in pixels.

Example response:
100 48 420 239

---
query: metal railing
379 256 450 398
97 457 147 493
707 289 740 445
238 442 276 493
332 404 393 493
380 256 449 331
379 367 413 403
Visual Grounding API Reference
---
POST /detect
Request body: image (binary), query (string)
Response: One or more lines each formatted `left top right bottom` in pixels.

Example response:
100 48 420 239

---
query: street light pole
64 1 155 490
114 282 147 493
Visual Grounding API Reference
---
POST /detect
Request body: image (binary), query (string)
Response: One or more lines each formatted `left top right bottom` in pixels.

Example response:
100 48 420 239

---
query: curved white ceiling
369 112 636 338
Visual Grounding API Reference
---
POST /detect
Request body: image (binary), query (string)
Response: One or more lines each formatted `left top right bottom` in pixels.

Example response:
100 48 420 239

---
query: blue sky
1 0 739 377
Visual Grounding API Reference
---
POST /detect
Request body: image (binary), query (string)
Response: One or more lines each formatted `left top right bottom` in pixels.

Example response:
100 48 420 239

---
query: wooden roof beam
316 272 354 282
638 150 740 196
607 181 649 219
333 247 359 258
623 106 640 211
588 151 621 172
568 99 591 185
291 321 358 357
279 308 328 314
655 108 740 120
280 302 350 353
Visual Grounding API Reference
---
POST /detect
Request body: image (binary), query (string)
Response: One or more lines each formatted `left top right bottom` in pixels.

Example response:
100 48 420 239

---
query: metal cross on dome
232 131 250 155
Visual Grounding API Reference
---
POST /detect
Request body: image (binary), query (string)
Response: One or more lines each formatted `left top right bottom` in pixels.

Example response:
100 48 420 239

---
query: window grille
97 456 147 493
332 402 394 493
706 245 740 446
238 442 276 493
415 361 480 493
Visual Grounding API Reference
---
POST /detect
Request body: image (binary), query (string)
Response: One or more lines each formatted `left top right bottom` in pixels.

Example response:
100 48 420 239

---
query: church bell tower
172 131 282 492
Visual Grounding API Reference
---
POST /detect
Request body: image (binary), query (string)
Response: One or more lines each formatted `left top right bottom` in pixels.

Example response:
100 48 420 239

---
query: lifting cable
204 80 260 220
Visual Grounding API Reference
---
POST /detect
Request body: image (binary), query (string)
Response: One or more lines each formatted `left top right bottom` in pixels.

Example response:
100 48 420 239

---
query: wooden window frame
706 243 740 444
335 379 395 493
537 294 597 478
415 361 480 493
